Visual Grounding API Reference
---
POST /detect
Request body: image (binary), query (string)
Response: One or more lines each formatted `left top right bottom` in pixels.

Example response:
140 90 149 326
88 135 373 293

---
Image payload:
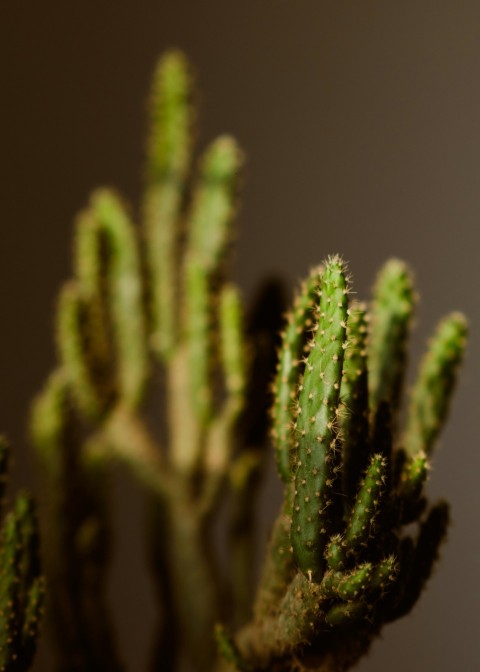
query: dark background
1 2 479 670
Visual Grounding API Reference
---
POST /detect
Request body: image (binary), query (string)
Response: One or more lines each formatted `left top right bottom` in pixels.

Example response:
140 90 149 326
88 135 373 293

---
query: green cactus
272 267 320 482
236 255 467 671
291 258 349 581
340 301 370 505
21 49 467 672
368 259 415 420
0 438 44 672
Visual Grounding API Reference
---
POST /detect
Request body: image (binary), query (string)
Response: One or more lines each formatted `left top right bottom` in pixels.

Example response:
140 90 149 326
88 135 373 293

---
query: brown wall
1 3 479 670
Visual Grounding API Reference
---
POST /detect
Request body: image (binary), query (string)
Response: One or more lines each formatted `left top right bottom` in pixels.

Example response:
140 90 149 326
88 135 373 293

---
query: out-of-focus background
1 2 479 670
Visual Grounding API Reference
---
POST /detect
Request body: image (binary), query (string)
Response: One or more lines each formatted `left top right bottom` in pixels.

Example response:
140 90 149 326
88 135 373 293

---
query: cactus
0 438 45 672
21 49 467 672
235 257 467 671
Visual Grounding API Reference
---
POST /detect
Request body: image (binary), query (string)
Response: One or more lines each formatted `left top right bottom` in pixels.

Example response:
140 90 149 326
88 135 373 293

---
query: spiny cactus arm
368 259 415 417
181 136 243 427
272 268 321 482
73 208 113 388
343 453 388 558
185 136 242 272
20 576 46 670
56 282 103 419
403 312 468 457
0 490 44 672
14 495 44 672
144 51 193 361
321 555 398 605
340 301 370 503
321 563 373 601
92 189 148 410
291 257 349 581
74 207 103 296
218 284 247 422
0 509 21 667
369 554 398 594
325 533 346 571
168 138 243 476
14 494 41 616
324 599 368 627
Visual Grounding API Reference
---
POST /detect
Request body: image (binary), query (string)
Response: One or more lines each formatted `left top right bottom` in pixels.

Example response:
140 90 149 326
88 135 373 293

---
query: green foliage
24 49 468 672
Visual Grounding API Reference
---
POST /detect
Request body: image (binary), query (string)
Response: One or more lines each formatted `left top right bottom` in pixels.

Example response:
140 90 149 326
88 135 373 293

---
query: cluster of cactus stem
13 49 466 671
234 258 467 671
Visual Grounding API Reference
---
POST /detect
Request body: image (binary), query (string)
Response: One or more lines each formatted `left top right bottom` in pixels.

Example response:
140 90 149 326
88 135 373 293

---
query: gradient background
1 2 479 670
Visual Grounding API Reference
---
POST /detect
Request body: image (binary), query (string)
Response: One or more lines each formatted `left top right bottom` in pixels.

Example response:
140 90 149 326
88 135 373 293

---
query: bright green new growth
0 439 44 672
25 49 469 672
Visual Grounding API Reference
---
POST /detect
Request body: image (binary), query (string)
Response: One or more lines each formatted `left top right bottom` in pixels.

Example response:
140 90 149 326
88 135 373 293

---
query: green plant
26 51 467 672
0 438 44 671
233 259 466 671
